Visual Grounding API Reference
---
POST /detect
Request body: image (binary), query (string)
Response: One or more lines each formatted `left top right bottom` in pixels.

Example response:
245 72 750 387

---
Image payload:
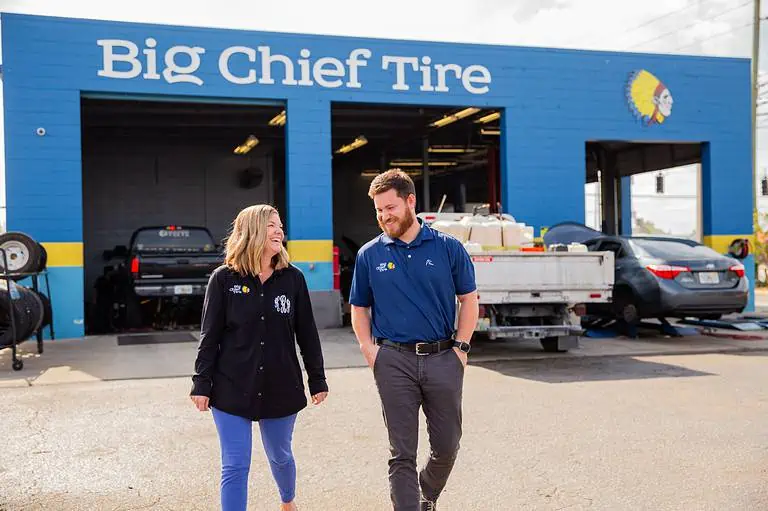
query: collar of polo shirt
381 218 434 247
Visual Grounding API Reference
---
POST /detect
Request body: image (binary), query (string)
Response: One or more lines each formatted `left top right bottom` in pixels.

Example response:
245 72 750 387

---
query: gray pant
373 343 465 511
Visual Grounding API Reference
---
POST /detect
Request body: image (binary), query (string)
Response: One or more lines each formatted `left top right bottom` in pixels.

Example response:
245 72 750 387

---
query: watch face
459 342 471 353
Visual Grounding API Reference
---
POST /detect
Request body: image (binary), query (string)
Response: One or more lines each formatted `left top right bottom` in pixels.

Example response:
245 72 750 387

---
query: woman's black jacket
191 264 328 421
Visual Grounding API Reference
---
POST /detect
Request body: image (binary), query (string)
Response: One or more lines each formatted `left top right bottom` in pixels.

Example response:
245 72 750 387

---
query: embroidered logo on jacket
274 295 291 314
229 284 250 294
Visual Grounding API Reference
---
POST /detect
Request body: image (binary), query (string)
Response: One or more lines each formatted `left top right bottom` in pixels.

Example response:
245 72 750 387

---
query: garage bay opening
329 102 502 320
81 98 286 334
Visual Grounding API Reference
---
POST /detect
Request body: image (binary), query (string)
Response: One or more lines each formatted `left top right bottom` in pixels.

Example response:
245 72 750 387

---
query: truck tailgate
471 251 614 304
137 254 218 280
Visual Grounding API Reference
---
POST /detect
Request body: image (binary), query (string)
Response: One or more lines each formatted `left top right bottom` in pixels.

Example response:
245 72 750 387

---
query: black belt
375 338 454 355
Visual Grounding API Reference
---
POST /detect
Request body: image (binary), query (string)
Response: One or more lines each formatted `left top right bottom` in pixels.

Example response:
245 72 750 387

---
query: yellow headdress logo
626 70 673 126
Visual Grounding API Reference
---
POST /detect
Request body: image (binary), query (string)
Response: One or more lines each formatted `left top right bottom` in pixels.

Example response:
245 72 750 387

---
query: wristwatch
453 340 471 353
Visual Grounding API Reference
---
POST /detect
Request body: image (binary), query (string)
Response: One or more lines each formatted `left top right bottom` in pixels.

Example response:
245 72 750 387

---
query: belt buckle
415 342 430 356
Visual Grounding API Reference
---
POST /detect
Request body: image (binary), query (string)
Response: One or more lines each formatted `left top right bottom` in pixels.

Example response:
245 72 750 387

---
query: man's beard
379 209 416 239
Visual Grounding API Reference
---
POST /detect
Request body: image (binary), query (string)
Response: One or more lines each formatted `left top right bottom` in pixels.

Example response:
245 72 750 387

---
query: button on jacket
191 264 328 421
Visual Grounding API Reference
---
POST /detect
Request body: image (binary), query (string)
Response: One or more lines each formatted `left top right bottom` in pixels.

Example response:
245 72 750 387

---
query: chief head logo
626 69 673 126
387 262 395 270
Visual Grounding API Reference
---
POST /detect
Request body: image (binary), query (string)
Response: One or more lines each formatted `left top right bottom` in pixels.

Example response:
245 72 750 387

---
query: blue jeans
211 407 298 510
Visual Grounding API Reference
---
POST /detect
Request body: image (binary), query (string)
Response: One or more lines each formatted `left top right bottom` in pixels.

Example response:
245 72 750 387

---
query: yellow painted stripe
41 242 83 267
702 234 755 255
287 240 333 262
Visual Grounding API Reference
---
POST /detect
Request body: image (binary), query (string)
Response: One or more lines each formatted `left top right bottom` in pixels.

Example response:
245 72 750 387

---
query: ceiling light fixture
234 135 259 155
480 128 500 136
430 107 481 128
268 110 286 127
428 146 478 154
474 111 500 124
336 135 368 154
390 160 457 167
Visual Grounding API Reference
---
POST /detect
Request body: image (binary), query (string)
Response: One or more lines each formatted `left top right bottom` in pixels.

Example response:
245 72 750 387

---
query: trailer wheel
541 337 568 353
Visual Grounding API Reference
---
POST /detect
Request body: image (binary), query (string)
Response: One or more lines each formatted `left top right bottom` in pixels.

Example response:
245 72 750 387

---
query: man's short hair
368 169 416 200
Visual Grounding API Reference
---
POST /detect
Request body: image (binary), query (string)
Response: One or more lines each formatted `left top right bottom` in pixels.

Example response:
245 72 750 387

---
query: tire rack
0 247 55 371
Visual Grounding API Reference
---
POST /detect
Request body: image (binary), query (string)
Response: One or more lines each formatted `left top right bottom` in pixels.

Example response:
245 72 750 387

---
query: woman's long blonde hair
224 205 290 276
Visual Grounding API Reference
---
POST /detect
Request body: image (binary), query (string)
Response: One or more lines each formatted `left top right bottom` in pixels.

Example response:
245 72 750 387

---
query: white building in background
586 165 700 240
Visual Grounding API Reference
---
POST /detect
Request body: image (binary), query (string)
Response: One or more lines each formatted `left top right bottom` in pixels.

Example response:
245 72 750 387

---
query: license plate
698 272 720 284
174 285 194 295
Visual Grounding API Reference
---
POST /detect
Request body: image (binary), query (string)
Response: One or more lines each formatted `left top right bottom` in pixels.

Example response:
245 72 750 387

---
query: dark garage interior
330 102 503 301
80 97 286 334
80 98 505 333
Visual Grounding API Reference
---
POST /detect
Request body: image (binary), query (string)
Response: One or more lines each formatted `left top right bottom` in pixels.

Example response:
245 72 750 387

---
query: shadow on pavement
472 356 714 383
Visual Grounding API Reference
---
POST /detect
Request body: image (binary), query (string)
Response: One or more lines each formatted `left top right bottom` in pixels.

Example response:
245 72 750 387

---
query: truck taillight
729 264 745 278
646 264 689 279
131 256 140 276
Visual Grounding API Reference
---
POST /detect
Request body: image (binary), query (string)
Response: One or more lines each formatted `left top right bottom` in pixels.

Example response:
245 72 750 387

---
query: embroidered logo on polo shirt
376 262 396 273
274 295 291 314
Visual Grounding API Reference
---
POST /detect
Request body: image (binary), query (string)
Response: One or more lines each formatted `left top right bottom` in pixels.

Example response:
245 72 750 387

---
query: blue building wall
0 14 754 338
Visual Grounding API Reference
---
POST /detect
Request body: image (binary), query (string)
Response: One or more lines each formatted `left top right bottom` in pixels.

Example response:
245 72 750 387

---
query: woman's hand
190 395 210 411
311 392 328 405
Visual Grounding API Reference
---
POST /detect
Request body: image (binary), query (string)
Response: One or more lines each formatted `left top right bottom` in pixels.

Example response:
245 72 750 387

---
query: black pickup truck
128 226 222 297
94 225 223 332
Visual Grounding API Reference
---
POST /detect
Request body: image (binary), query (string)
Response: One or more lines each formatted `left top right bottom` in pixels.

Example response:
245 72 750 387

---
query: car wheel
613 288 640 325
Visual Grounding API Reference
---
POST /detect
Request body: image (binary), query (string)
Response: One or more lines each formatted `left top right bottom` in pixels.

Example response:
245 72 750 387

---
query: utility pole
753 0 761 218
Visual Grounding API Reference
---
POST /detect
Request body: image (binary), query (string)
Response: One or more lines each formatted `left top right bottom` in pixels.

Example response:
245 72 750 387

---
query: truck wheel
541 337 567 353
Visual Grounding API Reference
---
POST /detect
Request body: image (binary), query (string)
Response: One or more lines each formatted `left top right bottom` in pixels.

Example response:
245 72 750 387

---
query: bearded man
349 169 479 511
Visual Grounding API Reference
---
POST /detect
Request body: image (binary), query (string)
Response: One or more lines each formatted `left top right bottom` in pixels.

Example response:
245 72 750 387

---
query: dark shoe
420 498 437 511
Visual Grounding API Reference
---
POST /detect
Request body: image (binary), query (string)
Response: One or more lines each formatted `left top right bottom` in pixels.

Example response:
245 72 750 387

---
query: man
349 169 479 511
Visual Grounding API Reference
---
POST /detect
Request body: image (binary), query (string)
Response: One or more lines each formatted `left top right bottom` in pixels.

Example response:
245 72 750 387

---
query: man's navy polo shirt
349 219 476 343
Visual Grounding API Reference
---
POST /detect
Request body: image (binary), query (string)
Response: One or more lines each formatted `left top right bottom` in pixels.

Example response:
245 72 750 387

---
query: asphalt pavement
1 351 767 510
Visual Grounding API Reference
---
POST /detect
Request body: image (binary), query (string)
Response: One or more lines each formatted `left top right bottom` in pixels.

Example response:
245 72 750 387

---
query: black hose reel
727 238 751 260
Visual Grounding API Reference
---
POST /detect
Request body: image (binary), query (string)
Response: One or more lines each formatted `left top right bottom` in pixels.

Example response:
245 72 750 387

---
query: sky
0 0 763 233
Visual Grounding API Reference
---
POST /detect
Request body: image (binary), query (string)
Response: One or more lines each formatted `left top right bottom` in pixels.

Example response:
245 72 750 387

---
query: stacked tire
0 232 47 278
0 232 51 349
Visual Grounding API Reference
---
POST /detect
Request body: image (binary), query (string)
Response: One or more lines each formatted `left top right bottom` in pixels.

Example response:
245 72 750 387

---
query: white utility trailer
419 212 615 352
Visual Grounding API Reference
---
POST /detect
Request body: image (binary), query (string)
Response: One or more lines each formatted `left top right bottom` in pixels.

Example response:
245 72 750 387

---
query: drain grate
117 332 197 346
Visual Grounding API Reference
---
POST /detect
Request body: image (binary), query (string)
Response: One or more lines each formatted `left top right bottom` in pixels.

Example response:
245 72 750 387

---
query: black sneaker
420 498 437 511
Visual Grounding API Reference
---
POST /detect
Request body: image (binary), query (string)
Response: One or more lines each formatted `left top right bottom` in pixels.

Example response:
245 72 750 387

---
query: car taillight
729 264 745 278
646 264 689 279
131 256 140 276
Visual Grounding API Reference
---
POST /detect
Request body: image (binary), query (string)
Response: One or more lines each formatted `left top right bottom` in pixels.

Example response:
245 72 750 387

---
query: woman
190 204 329 511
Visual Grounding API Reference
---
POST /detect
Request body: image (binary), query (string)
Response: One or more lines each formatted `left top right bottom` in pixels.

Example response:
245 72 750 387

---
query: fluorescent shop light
428 146 478 154
474 111 500 124
234 135 259 154
268 110 286 126
480 128 500 136
390 160 457 167
430 107 481 128
336 135 368 154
